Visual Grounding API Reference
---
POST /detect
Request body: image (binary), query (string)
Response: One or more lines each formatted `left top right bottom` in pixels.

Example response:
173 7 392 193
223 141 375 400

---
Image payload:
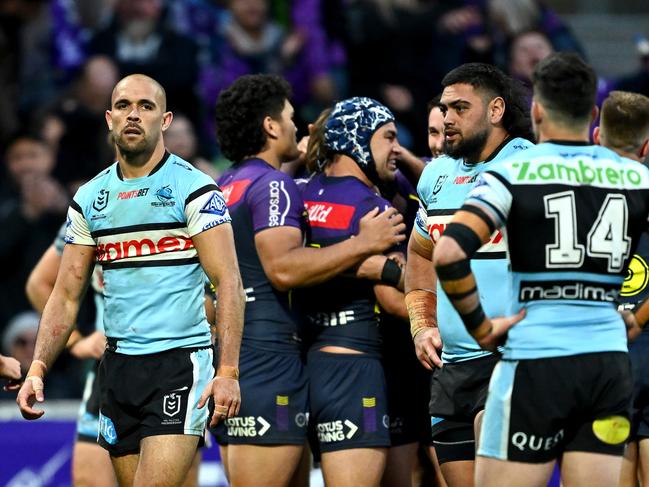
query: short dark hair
426 94 443 115
215 74 292 163
442 63 533 141
532 52 596 124
4 130 50 157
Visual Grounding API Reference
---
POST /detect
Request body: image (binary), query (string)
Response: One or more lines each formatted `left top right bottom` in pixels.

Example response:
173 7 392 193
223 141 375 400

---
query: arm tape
442 222 483 257
459 204 496 234
436 258 471 281
380 258 402 287
460 305 486 331
445 286 478 300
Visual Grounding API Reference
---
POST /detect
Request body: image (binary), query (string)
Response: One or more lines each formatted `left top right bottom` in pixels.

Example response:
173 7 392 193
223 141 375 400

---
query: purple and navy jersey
297 174 394 355
218 158 307 353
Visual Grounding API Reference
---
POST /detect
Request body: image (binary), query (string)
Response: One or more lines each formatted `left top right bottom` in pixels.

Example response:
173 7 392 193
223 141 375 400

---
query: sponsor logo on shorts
295 412 308 428
592 415 630 445
225 416 271 437
163 392 182 417
98 412 118 445
511 429 564 452
316 420 358 443
362 397 377 433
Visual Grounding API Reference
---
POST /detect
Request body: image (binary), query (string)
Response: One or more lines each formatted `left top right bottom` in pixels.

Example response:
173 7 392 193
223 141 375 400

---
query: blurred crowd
0 0 648 399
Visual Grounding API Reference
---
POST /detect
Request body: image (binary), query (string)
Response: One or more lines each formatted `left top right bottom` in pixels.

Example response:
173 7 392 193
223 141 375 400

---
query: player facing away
434 52 648 487
405 63 534 487
212 75 406 487
16 74 245 487
592 90 649 487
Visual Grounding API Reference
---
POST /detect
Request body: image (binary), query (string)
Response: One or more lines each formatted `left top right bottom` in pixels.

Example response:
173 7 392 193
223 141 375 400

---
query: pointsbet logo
510 158 647 188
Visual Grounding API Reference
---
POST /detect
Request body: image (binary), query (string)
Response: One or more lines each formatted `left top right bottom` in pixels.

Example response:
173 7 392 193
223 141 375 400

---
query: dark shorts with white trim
479 352 632 463
97 346 214 456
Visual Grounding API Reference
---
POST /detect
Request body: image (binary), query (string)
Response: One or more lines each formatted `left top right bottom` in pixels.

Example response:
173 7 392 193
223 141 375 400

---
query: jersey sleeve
64 199 95 246
464 169 513 228
184 179 232 237
246 171 305 233
414 167 434 240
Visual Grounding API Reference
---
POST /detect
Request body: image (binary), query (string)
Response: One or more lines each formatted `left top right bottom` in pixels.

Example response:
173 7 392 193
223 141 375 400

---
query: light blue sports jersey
415 137 534 363
65 152 231 354
466 142 649 359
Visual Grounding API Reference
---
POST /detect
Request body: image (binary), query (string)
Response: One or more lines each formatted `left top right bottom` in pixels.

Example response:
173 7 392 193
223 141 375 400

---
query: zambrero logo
511 158 646 188
96 236 193 262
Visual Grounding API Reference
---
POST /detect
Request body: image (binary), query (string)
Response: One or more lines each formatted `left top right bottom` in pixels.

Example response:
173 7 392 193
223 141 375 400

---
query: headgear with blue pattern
323 97 395 183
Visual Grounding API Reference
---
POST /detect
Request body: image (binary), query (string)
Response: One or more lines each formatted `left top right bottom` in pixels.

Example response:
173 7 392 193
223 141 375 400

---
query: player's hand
475 310 526 352
16 377 45 420
198 376 241 427
621 310 642 342
0 355 21 381
70 331 106 360
357 207 406 254
414 327 443 370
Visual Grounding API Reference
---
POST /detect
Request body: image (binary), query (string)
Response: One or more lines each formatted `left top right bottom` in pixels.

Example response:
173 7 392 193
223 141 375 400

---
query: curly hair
215 74 292 163
442 63 534 141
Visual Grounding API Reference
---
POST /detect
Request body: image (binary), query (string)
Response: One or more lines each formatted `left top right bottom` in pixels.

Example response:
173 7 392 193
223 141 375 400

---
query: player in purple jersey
213 75 406 487
593 91 649 487
297 97 408 487
17 74 245 487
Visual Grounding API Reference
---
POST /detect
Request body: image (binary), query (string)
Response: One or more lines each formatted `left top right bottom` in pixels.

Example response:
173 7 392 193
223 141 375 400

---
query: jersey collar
116 151 171 180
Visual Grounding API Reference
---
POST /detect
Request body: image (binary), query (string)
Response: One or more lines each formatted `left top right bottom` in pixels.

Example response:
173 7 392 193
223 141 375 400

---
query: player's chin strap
435 222 492 341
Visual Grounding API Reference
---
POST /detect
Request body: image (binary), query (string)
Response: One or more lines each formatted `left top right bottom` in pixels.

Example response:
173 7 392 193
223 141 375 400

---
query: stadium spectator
88 0 201 130
16 74 245 487
0 133 68 332
213 75 405 487
593 90 649 487
434 52 636 487
405 63 533 487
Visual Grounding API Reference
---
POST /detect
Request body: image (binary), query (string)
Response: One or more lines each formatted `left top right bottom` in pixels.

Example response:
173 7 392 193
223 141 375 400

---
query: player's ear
531 100 543 126
105 110 113 131
593 126 601 145
640 138 649 160
489 97 505 125
263 116 279 140
161 111 173 132
589 105 599 127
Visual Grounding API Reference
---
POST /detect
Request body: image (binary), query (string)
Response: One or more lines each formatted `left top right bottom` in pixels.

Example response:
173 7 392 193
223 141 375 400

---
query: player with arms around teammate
405 63 533 487
17 74 245 487
434 52 649 487
213 76 406 487
592 90 649 487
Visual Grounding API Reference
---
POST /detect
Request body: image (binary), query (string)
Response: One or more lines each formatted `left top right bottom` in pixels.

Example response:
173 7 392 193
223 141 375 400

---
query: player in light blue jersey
434 53 649 486
17 74 245 487
405 63 534 487
592 91 649 487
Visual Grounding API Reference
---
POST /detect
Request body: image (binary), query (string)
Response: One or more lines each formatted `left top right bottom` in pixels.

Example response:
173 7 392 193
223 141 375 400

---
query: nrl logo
163 392 182 417
93 189 109 212
432 175 448 195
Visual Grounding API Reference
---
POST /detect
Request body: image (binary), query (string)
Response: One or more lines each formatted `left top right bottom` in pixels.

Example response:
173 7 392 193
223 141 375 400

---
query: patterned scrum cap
323 97 394 181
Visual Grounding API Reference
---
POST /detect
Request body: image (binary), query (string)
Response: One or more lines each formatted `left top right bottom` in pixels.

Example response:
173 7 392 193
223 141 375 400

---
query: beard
444 126 490 163
114 130 155 162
